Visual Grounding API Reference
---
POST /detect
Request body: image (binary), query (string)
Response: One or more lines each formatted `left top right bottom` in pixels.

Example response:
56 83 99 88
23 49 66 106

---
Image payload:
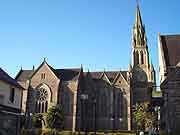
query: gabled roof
16 68 81 82
0 68 23 89
15 70 35 81
160 34 180 67
55 68 81 81
84 71 128 83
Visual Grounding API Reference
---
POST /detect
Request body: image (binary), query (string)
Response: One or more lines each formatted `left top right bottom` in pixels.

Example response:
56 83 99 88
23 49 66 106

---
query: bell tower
132 2 150 72
131 1 155 104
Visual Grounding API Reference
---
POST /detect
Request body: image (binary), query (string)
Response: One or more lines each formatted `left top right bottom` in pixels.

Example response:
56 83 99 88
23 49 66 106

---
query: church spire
132 1 149 67
135 0 143 28
132 1 146 48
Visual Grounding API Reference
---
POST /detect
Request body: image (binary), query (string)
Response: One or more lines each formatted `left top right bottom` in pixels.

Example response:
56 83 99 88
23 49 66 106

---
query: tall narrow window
38 102 41 113
10 88 15 103
41 73 46 80
35 101 38 113
151 72 154 81
42 102 44 113
136 51 139 64
45 101 48 112
140 51 144 64
119 91 123 118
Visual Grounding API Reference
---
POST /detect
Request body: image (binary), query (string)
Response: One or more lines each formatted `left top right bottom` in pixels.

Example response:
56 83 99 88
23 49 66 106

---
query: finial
87 68 90 73
33 65 35 70
20 66 23 70
80 64 83 72
43 57 46 63
136 0 139 7
103 68 106 72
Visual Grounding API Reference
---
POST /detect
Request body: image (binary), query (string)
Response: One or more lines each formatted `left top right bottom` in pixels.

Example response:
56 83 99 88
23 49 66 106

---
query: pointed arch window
36 88 49 113
140 51 144 64
45 101 48 112
42 102 44 113
151 72 154 81
136 51 139 64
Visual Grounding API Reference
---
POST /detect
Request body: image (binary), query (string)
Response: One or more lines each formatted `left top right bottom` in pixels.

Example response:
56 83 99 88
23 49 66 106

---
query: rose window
37 88 48 102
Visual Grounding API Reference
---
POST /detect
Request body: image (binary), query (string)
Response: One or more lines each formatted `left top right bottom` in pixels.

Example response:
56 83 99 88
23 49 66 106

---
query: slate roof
0 68 23 89
55 68 81 81
16 68 81 81
160 35 180 66
84 71 128 82
15 70 35 81
16 66 128 83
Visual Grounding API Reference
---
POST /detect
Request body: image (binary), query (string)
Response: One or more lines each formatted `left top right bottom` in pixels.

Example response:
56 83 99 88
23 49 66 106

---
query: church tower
131 2 155 104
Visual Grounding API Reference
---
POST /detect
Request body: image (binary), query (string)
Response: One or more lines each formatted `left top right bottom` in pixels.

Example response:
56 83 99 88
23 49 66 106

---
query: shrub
46 105 64 129
32 113 45 128
21 129 136 135
20 114 26 129
42 129 59 135
21 129 42 135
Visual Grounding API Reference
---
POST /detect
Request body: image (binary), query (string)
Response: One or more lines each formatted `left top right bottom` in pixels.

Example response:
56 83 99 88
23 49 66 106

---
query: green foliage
32 113 45 128
21 129 42 135
152 90 162 97
21 129 136 135
159 129 166 135
41 129 59 135
133 102 156 130
20 114 26 129
46 104 64 129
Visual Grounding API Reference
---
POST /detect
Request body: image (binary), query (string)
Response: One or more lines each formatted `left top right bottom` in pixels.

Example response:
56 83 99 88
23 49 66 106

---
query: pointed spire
43 57 47 63
80 64 83 71
150 60 155 71
135 0 143 28
87 68 90 73
128 63 133 72
103 68 106 73
132 0 146 48
32 65 35 70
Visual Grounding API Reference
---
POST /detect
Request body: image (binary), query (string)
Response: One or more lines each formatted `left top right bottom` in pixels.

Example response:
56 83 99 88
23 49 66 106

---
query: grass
152 90 162 97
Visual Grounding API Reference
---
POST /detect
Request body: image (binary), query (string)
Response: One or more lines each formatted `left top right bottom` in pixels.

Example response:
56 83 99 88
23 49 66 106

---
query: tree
46 104 64 129
32 113 45 128
133 102 156 130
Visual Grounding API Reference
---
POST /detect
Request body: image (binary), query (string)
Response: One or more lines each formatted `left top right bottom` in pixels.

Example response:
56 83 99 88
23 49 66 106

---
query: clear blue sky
0 0 180 84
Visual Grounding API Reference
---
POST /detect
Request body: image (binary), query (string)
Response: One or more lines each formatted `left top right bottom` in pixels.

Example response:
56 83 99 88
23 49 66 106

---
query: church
15 3 155 131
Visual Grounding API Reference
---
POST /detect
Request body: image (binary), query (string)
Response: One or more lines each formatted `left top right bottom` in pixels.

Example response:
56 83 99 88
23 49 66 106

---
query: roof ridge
55 68 81 70
84 70 128 73
161 34 180 37
0 68 23 89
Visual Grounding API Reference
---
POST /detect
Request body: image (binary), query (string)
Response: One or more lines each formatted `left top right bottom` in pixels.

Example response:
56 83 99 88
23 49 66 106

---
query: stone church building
158 34 180 133
15 3 155 131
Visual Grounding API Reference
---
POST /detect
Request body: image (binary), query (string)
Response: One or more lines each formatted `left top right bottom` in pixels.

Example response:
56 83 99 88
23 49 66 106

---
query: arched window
42 102 44 113
35 101 38 113
136 51 139 64
38 102 41 113
45 101 48 112
140 51 144 64
151 72 154 81
36 87 49 113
